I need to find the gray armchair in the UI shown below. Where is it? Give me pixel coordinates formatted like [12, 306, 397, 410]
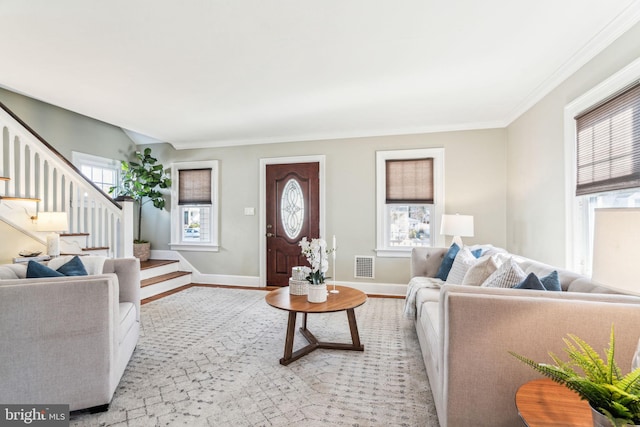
[0, 257, 140, 411]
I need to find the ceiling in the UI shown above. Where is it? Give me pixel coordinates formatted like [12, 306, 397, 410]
[1, 1, 639, 149]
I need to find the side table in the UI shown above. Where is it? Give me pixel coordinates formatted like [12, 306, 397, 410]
[515, 378, 592, 426]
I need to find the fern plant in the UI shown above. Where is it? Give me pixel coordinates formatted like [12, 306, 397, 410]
[510, 326, 640, 427]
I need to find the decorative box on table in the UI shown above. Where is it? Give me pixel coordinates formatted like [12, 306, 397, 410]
[289, 266, 309, 295]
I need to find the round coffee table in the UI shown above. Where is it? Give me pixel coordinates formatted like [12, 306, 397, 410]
[265, 285, 367, 365]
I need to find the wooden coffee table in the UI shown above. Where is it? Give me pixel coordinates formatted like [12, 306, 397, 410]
[265, 285, 367, 365]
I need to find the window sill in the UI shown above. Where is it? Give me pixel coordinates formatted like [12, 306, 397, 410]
[375, 248, 414, 258]
[169, 243, 219, 252]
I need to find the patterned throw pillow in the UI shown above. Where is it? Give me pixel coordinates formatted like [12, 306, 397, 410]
[481, 257, 526, 288]
[461, 254, 499, 286]
[446, 247, 480, 285]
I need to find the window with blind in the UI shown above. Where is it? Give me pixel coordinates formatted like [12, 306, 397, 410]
[568, 68, 640, 275]
[576, 82, 640, 196]
[376, 149, 444, 256]
[170, 161, 219, 251]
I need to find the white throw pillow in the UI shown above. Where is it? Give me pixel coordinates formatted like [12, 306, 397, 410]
[461, 254, 499, 286]
[446, 247, 479, 285]
[481, 256, 526, 288]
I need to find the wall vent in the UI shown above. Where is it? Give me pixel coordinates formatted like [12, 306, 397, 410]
[354, 256, 375, 279]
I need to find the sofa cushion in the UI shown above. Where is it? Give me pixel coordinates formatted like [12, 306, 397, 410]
[446, 247, 481, 285]
[0, 264, 27, 280]
[461, 254, 499, 286]
[481, 257, 526, 288]
[419, 301, 440, 373]
[435, 243, 460, 281]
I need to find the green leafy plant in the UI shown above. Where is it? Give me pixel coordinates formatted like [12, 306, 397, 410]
[510, 326, 640, 426]
[110, 147, 171, 243]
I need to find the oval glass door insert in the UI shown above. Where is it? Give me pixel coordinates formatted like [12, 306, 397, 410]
[281, 178, 304, 239]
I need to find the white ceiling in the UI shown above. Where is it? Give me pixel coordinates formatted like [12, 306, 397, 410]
[1, 1, 639, 149]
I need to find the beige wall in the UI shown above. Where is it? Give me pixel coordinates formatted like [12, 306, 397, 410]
[144, 128, 507, 284]
[0, 222, 46, 264]
[0, 87, 135, 161]
[506, 21, 640, 267]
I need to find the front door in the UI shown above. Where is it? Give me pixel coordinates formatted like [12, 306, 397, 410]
[266, 162, 320, 286]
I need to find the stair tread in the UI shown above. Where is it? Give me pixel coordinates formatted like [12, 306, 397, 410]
[82, 246, 109, 251]
[141, 270, 191, 288]
[140, 259, 180, 270]
[0, 177, 9, 181]
[0, 196, 41, 202]
[61, 233, 89, 237]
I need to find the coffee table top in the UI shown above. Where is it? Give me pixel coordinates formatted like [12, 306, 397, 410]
[516, 378, 592, 426]
[265, 285, 367, 313]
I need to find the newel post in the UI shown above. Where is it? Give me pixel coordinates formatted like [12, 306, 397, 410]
[115, 196, 134, 258]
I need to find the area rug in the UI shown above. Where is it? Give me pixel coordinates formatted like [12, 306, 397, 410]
[71, 287, 439, 426]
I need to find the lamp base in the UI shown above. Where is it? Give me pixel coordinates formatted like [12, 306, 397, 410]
[46, 232, 60, 257]
[451, 236, 464, 247]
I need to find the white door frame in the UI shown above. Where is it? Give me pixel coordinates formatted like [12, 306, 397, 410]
[259, 155, 326, 287]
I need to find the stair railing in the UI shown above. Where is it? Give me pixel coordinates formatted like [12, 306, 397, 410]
[0, 101, 133, 258]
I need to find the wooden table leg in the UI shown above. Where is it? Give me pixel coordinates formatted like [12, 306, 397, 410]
[282, 311, 297, 362]
[346, 308, 363, 349]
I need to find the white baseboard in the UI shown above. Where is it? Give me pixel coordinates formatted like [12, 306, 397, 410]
[148, 249, 407, 296]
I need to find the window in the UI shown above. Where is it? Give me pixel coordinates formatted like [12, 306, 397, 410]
[376, 148, 444, 257]
[566, 59, 640, 274]
[170, 161, 219, 251]
[71, 152, 120, 194]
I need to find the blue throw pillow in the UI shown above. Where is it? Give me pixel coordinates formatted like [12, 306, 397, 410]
[435, 243, 460, 281]
[26, 261, 64, 278]
[540, 270, 561, 291]
[56, 256, 88, 276]
[471, 248, 482, 258]
[514, 272, 546, 290]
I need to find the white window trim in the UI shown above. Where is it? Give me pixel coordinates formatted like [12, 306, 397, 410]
[564, 57, 640, 272]
[375, 148, 445, 258]
[169, 160, 219, 252]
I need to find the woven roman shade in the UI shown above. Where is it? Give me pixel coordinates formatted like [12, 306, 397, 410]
[576, 82, 640, 196]
[385, 158, 434, 203]
[178, 169, 212, 204]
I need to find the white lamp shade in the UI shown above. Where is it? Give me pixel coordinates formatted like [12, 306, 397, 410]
[440, 214, 474, 237]
[36, 212, 68, 232]
[592, 208, 640, 295]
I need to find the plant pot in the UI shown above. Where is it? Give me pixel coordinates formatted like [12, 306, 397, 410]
[591, 406, 640, 427]
[133, 242, 151, 262]
[307, 283, 327, 303]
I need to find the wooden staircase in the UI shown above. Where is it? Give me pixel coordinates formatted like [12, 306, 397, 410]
[140, 259, 192, 300]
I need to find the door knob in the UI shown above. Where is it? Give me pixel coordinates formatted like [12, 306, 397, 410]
[266, 232, 274, 237]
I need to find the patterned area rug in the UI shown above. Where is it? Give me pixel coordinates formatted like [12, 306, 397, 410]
[71, 287, 439, 426]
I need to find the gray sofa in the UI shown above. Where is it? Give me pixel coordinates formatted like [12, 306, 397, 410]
[408, 246, 640, 427]
[0, 256, 140, 411]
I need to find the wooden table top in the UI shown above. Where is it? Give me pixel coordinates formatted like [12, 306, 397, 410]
[516, 378, 592, 427]
[265, 285, 367, 313]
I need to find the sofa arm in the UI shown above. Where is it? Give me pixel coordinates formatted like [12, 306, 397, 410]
[411, 247, 447, 278]
[439, 284, 640, 427]
[0, 275, 120, 409]
[103, 257, 140, 321]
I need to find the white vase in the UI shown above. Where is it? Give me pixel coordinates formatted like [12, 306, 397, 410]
[307, 283, 327, 303]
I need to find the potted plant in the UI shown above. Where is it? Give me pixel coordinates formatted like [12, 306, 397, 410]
[110, 147, 171, 261]
[510, 326, 640, 427]
[298, 237, 334, 303]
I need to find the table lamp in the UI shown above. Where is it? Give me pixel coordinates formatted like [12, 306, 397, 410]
[592, 207, 640, 370]
[36, 211, 69, 257]
[440, 214, 474, 247]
